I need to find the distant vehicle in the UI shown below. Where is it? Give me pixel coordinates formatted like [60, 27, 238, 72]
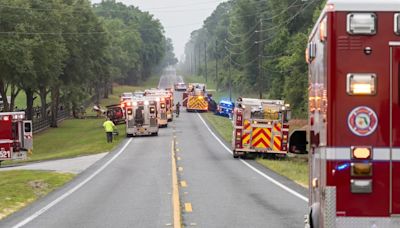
[106, 104, 125, 125]
[122, 97, 159, 137]
[232, 98, 291, 159]
[145, 89, 174, 124]
[183, 83, 209, 112]
[0, 112, 32, 163]
[174, 82, 187, 91]
[133, 91, 144, 98]
[120, 92, 134, 102]
[215, 99, 234, 117]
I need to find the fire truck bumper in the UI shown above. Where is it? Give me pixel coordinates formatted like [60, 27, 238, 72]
[128, 126, 158, 136]
[336, 217, 400, 228]
[12, 151, 28, 160]
[236, 148, 287, 154]
[167, 113, 173, 121]
[309, 187, 400, 228]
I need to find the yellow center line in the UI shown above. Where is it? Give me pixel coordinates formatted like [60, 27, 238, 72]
[184, 203, 193, 213]
[171, 140, 181, 228]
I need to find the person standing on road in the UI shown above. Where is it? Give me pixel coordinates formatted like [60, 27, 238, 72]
[103, 117, 116, 143]
[175, 102, 181, 117]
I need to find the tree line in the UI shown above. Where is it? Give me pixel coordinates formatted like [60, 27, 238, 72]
[0, 0, 177, 126]
[180, 0, 324, 117]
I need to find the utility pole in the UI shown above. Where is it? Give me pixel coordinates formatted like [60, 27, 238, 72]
[215, 39, 218, 91]
[229, 51, 232, 101]
[193, 47, 197, 75]
[204, 42, 208, 82]
[258, 18, 263, 99]
[189, 53, 192, 74]
[198, 44, 201, 76]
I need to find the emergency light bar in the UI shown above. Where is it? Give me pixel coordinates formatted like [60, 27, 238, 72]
[395, 13, 400, 35]
[347, 13, 376, 35]
[346, 73, 376, 95]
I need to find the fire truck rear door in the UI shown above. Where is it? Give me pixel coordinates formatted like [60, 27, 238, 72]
[390, 44, 400, 215]
[22, 120, 32, 150]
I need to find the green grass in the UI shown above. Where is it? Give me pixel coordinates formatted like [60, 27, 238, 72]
[5, 90, 43, 110]
[18, 80, 157, 163]
[0, 170, 75, 219]
[202, 112, 233, 144]
[257, 156, 308, 187]
[5, 119, 126, 164]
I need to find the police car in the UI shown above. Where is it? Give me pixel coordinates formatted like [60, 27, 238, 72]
[215, 99, 234, 117]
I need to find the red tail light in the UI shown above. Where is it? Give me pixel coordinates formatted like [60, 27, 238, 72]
[236, 110, 243, 126]
[235, 129, 243, 149]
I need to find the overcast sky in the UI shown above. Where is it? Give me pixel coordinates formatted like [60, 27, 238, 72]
[91, 0, 227, 60]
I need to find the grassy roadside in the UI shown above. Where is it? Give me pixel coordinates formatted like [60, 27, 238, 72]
[28, 119, 125, 162]
[6, 80, 157, 165]
[202, 112, 308, 187]
[0, 170, 75, 220]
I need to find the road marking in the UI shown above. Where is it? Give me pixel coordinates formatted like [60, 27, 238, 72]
[180, 181, 187, 187]
[184, 203, 193, 212]
[176, 148, 180, 152]
[178, 167, 184, 172]
[171, 140, 182, 228]
[12, 138, 133, 228]
[177, 157, 181, 161]
[197, 113, 309, 203]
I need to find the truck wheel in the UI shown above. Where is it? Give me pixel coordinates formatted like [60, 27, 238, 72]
[233, 150, 239, 159]
[126, 134, 133, 137]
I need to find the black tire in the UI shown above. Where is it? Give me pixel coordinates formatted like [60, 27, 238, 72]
[126, 134, 133, 138]
[233, 150, 239, 158]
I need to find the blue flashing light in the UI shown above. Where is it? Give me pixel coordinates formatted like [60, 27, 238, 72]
[336, 163, 350, 171]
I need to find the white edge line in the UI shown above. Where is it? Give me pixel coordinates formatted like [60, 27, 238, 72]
[12, 138, 133, 228]
[197, 113, 309, 203]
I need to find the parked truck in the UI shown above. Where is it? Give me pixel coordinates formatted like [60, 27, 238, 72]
[0, 112, 33, 164]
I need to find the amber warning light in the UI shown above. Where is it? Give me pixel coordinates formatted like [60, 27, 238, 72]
[347, 74, 376, 95]
[352, 147, 372, 160]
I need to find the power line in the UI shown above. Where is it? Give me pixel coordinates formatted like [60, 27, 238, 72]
[225, 31, 257, 46]
[229, 54, 259, 67]
[224, 44, 256, 55]
[0, 0, 226, 13]
[256, 0, 317, 33]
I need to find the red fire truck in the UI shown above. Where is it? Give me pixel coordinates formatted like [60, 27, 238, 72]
[298, 0, 400, 227]
[0, 112, 33, 163]
[232, 98, 291, 159]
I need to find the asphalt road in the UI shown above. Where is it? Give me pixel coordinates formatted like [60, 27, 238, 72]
[0, 72, 308, 228]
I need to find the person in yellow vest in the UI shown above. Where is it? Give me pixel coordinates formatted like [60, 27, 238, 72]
[103, 117, 116, 143]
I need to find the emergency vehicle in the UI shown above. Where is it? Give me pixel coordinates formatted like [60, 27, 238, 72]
[215, 99, 234, 117]
[122, 97, 159, 137]
[144, 89, 172, 126]
[0, 112, 32, 163]
[232, 98, 290, 159]
[299, 0, 400, 227]
[106, 104, 125, 125]
[183, 83, 208, 112]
